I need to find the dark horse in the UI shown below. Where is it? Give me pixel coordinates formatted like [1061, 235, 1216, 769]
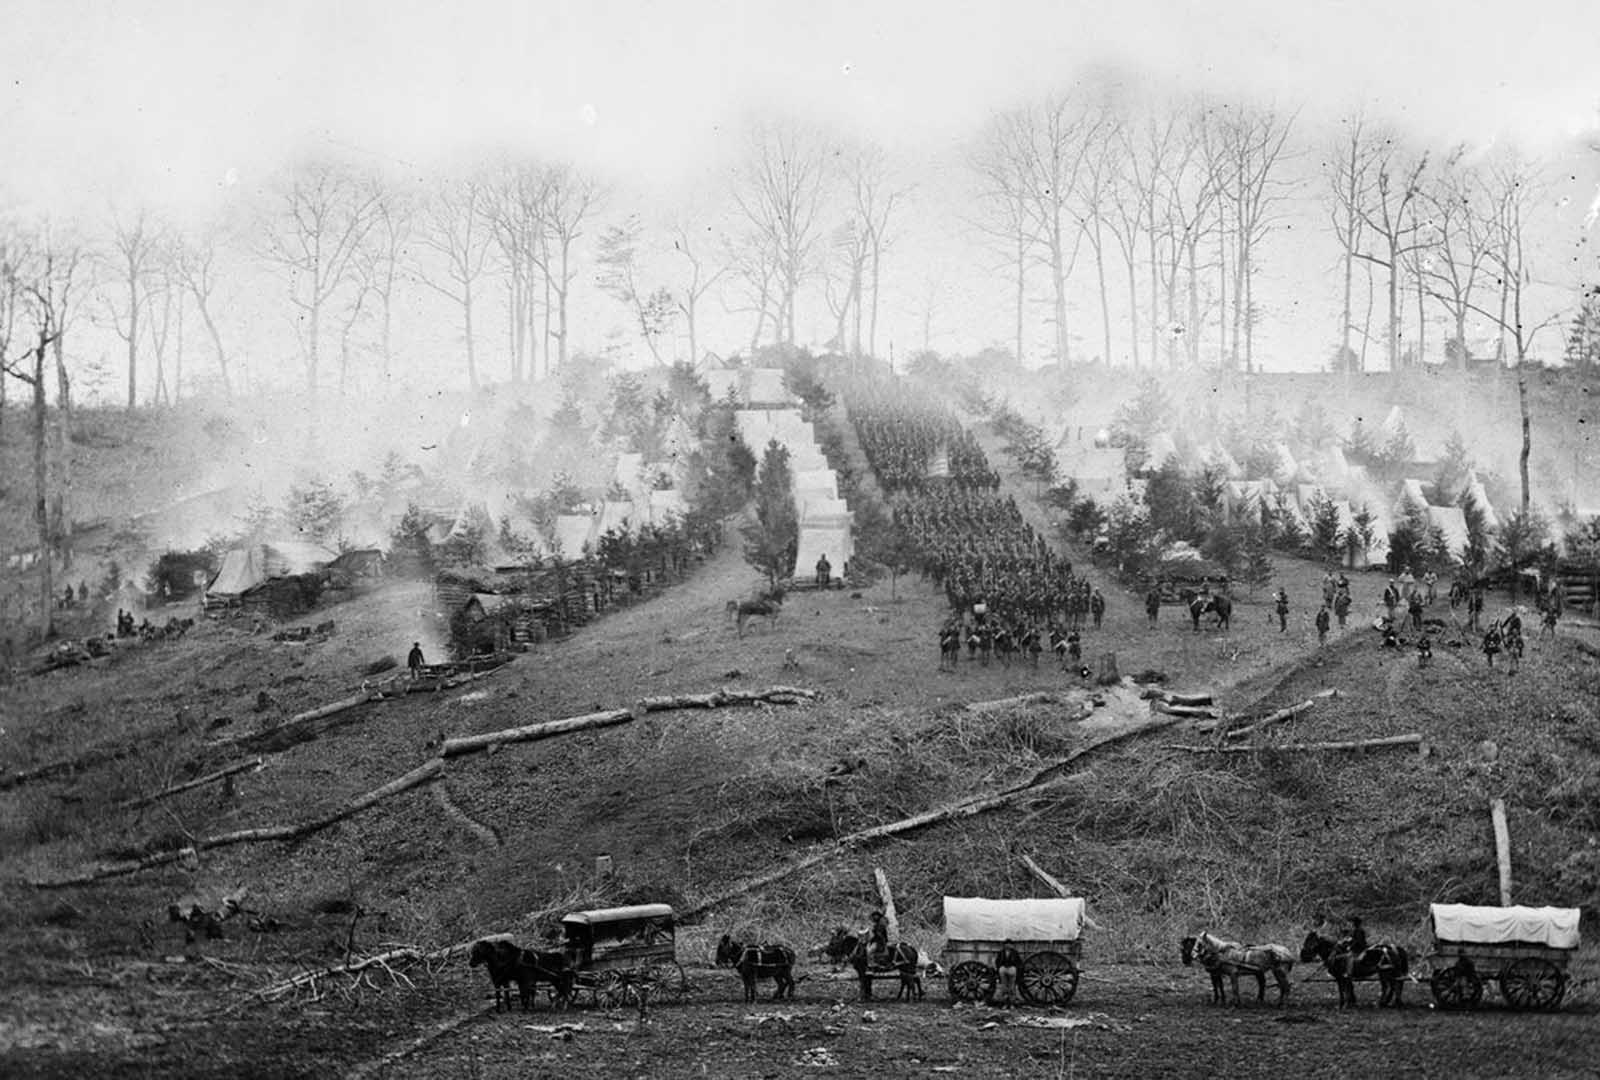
[1188, 594, 1233, 631]
[1300, 931, 1409, 1008]
[716, 935, 797, 1002]
[727, 597, 782, 637]
[469, 938, 574, 1012]
[824, 929, 923, 1002]
[1180, 932, 1294, 1006]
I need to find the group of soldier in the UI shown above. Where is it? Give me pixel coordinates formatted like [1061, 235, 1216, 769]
[850, 387, 1000, 493]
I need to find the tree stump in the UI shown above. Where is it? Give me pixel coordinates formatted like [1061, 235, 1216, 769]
[1096, 651, 1120, 686]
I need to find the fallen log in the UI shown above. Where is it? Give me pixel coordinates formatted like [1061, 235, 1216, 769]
[439, 686, 819, 759]
[238, 690, 382, 753]
[1020, 854, 1104, 930]
[120, 758, 265, 810]
[31, 761, 445, 888]
[678, 714, 1180, 921]
[1, 742, 140, 792]
[1164, 734, 1424, 755]
[965, 692, 1061, 715]
[1222, 698, 1316, 740]
[1162, 691, 1215, 707]
[1152, 702, 1219, 719]
[199, 760, 444, 850]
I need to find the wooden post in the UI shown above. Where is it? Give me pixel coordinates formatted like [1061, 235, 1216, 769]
[873, 867, 899, 942]
[1491, 798, 1513, 906]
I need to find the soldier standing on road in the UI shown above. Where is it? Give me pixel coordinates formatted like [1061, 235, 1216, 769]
[408, 642, 425, 679]
[1090, 589, 1105, 630]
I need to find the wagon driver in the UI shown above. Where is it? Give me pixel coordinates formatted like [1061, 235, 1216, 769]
[994, 939, 1023, 1007]
[868, 910, 890, 967]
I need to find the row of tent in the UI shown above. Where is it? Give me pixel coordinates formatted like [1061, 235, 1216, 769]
[732, 407, 854, 575]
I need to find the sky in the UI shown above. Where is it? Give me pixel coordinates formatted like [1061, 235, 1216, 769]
[4, 0, 1600, 381]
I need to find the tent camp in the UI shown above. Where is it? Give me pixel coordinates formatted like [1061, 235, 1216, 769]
[646, 489, 688, 527]
[1060, 446, 1127, 499]
[1428, 505, 1471, 562]
[207, 540, 337, 599]
[552, 513, 598, 561]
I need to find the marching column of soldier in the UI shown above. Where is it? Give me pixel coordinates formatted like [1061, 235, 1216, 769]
[847, 384, 1103, 675]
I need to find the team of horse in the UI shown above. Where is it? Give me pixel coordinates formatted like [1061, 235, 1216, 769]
[1177, 927, 1409, 1009]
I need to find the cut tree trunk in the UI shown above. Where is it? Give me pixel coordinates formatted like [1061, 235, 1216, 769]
[1164, 734, 1423, 754]
[120, 758, 265, 810]
[439, 687, 818, 759]
[1221, 698, 1317, 739]
[677, 714, 1179, 921]
[873, 867, 899, 943]
[1491, 798, 1513, 906]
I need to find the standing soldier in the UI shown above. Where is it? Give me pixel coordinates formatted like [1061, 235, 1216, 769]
[1482, 624, 1501, 667]
[1423, 570, 1438, 606]
[1333, 589, 1352, 629]
[408, 641, 426, 679]
[1383, 580, 1401, 623]
[1315, 604, 1331, 645]
[1145, 586, 1162, 628]
[1407, 590, 1425, 631]
[1274, 587, 1289, 633]
[1090, 589, 1105, 630]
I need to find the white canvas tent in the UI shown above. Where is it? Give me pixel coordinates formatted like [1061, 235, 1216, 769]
[552, 513, 597, 561]
[206, 540, 337, 598]
[1428, 505, 1470, 562]
[794, 524, 854, 579]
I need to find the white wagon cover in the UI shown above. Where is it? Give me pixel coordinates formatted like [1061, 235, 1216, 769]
[943, 897, 1085, 942]
[1430, 904, 1581, 949]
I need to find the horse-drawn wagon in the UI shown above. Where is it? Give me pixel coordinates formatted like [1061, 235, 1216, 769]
[561, 903, 689, 1006]
[942, 896, 1085, 1005]
[1427, 903, 1580, 1012]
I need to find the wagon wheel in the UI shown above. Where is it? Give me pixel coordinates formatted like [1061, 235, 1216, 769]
[1019, 952, 1079, 1005]
[594, 970, 627, 1008]
[1429, 963, 1483, 1011]
[641, 961, 689, 1004]
[1499, 957, 1566, 1012]
[946, 961, 997, 1003]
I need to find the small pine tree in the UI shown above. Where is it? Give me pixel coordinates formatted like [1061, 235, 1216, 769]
[1306, 491, 1344, 562]
[741, 440, 798, 587]
[1240, 524, 1274, 595]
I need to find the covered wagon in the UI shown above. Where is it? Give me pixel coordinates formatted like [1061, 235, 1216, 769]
[1428, 903, 1580, 1012]
[942, 896, 1085, 1005]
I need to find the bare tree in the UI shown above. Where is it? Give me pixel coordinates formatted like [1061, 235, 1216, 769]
[1072, 113, 1120, 367]
[1415, 148, 1495, 369]
[821, 214, 867, 357]
[483, 162, 541, 383]
[1463, 153, 1562, 515]
[147, 231, 183, 406]
[847, 144, 908, 360]
[258, 159, 380, 411]
[668, 216, 726, 367]
[104, 206, 159, 409]
[596, 214, 674, 366]
[367, 181, 413, 380]
[176, 230, 233, 398]
[970, 114, 1038, 368]
[415, 175, 493, 391]
[731, 119, 830, 349]
[1326, 112, 1382, 371]
[527, 164, 602, 372]
[1013, 95, 1106, 368]
[1, 230, 67, 636]
[1351, 137, 1429, 371]
[1216, 102, 1298, 372]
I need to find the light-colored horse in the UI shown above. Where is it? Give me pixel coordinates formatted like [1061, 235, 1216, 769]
[1181, 931, 1295, 1006]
